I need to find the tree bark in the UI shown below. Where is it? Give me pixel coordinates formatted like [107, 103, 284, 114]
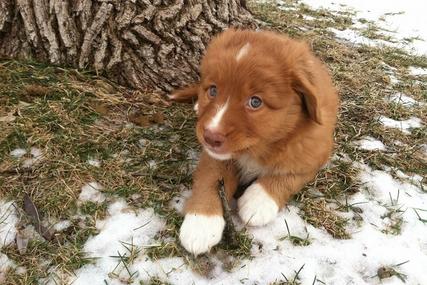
[0, 0, 254, 93]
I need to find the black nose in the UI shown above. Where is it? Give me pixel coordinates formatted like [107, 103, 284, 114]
[203, 129, 225, 148]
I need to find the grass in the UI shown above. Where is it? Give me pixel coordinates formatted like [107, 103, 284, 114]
[0, 0, 426, 283]
[279, 220, 311, 246]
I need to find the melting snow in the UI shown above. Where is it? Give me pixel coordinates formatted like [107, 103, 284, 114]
[78, 182, 105, 203]
[0, 201, 18, 281]
[10, 148, 27, 158]
[87, 159, 101, 167]
[302, 0, 427, 55]
[356, 136, 386, 151]
[408, 66, 427, 76]
[22, 147, 44, 168]
[328, 28, 393, 48]
[388, 93, 422, 107]
[378, 116, 423, 134]
[71, 200, 165, 285]
[62, 158, 427, 285]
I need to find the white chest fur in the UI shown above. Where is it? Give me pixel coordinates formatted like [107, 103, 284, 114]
[236, 154, 268, 184]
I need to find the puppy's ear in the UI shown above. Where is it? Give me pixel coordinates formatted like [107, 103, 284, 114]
[292, 65, 323, 125]
[169, 84, 199, 103]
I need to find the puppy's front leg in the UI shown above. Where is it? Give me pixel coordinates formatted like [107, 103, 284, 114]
[179, 152, 238, 255]
[238, 172, 317, 226]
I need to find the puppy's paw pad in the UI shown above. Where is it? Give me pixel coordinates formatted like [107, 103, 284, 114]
[179, 213, 225, 256]
[238, 183, 279, 226]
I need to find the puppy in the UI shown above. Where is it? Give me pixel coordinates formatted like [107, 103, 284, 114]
[170, 29, 339, 255]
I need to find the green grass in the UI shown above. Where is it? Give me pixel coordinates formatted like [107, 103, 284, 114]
[0, 0, 426, 283]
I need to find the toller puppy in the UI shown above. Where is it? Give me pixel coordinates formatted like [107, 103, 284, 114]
[170, 29, 339, 255]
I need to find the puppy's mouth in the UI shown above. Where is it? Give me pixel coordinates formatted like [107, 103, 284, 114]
[203, 145, 233, 161]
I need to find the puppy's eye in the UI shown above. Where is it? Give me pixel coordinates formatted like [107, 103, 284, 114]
[208, 85, 217, 98]
[248, 96, 263, 109]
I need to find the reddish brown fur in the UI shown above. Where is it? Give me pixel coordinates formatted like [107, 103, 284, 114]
[171, 29, 339, 218]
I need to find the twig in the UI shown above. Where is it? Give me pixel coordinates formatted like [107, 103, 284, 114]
[217, 179, 239, 248]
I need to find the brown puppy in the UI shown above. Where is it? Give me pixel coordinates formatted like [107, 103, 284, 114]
[170, 29, 339, 255]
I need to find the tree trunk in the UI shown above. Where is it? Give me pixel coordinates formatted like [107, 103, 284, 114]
[0, 0, 255, 92]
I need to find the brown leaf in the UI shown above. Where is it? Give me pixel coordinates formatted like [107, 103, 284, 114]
[23, 194, 53, 241]
[94, 80, 116, 93]
[140, 92, 171, 106]
[23, 194, 41, 231]
[91, 102, 109, 115]
[0, 113, 16, 122]
[24, 84, 50, 97]
[150, 112, 165, 124]
[129, 112, 150, 127]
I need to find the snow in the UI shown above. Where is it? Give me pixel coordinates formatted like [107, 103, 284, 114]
[301, 0, 427, 55]
[388, 93, 422, 107]
[52, 220, 72, 232]
[10, 148, 27, 158]
[0, 201, 18, 247]
[63, 157, 427, 284]
[378, 116, 423, 134]
[328, 27, 393, 48]
[78, 182, 105, 203]
[0, 253, 15, 283]
[408, 66, 427, 76]
[87, 159, 101, 167]
[71, 200, 166, 285]
[356, 136, 386, 151]
[22, 147, 44, 168]
[0, 201, 18, 281]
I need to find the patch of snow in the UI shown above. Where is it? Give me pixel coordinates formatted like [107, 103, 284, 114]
[327, 27, 399, 49]
[138, 138, 149, 148]
[388, 74, 399, 85]
[0, 201, 18, 247]
[62, 159, 427, 285]
[328, 28, 385, 47]
[409, 66, 427, 76]
[169, 186, 191, 214]
[138, 163, 427, 284]
[10, 148, 27, 158]
[378, 116, 422, 134]
[395, 170, 424, 185]
[0, 253, 15, 283]
[71, 200, 165, 285]
[0, 201, 18, 282]
[302, 14, 316, 21]
[380, 63, 400, 85]
[53, 220, 72, 232]
[148, 160, 157, 169]
[87, 159, 101, 167]
[78, 182, 105, 203]
[388, 92, 422, 107]
[22, 147, 44, 168]
[356, 136, 386, 151]
[301, 0, 427, 55]
[30, 147, 42, 159]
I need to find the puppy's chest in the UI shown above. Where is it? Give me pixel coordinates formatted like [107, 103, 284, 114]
[236, 154, 268, 184]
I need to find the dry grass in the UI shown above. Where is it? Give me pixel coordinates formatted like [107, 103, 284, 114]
[0, 0, 426, 283]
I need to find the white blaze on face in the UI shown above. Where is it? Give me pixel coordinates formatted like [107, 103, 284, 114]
[235, 42, 251, 62]
[194, 102, 199, 113]
[207, 97, 230, 131]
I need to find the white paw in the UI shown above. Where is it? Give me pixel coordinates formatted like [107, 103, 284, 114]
[179, 213, 225, 256]
[238, 183, 279, 226]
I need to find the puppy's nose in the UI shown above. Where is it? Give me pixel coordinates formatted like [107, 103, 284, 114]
[203, 129, 225, 148]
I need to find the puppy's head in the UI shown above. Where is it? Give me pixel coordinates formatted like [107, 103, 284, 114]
[172, 29, 327, 160]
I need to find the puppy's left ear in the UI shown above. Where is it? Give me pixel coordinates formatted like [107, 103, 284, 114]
[169, 84, 199, 103]
[292, 65, 323, 125]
